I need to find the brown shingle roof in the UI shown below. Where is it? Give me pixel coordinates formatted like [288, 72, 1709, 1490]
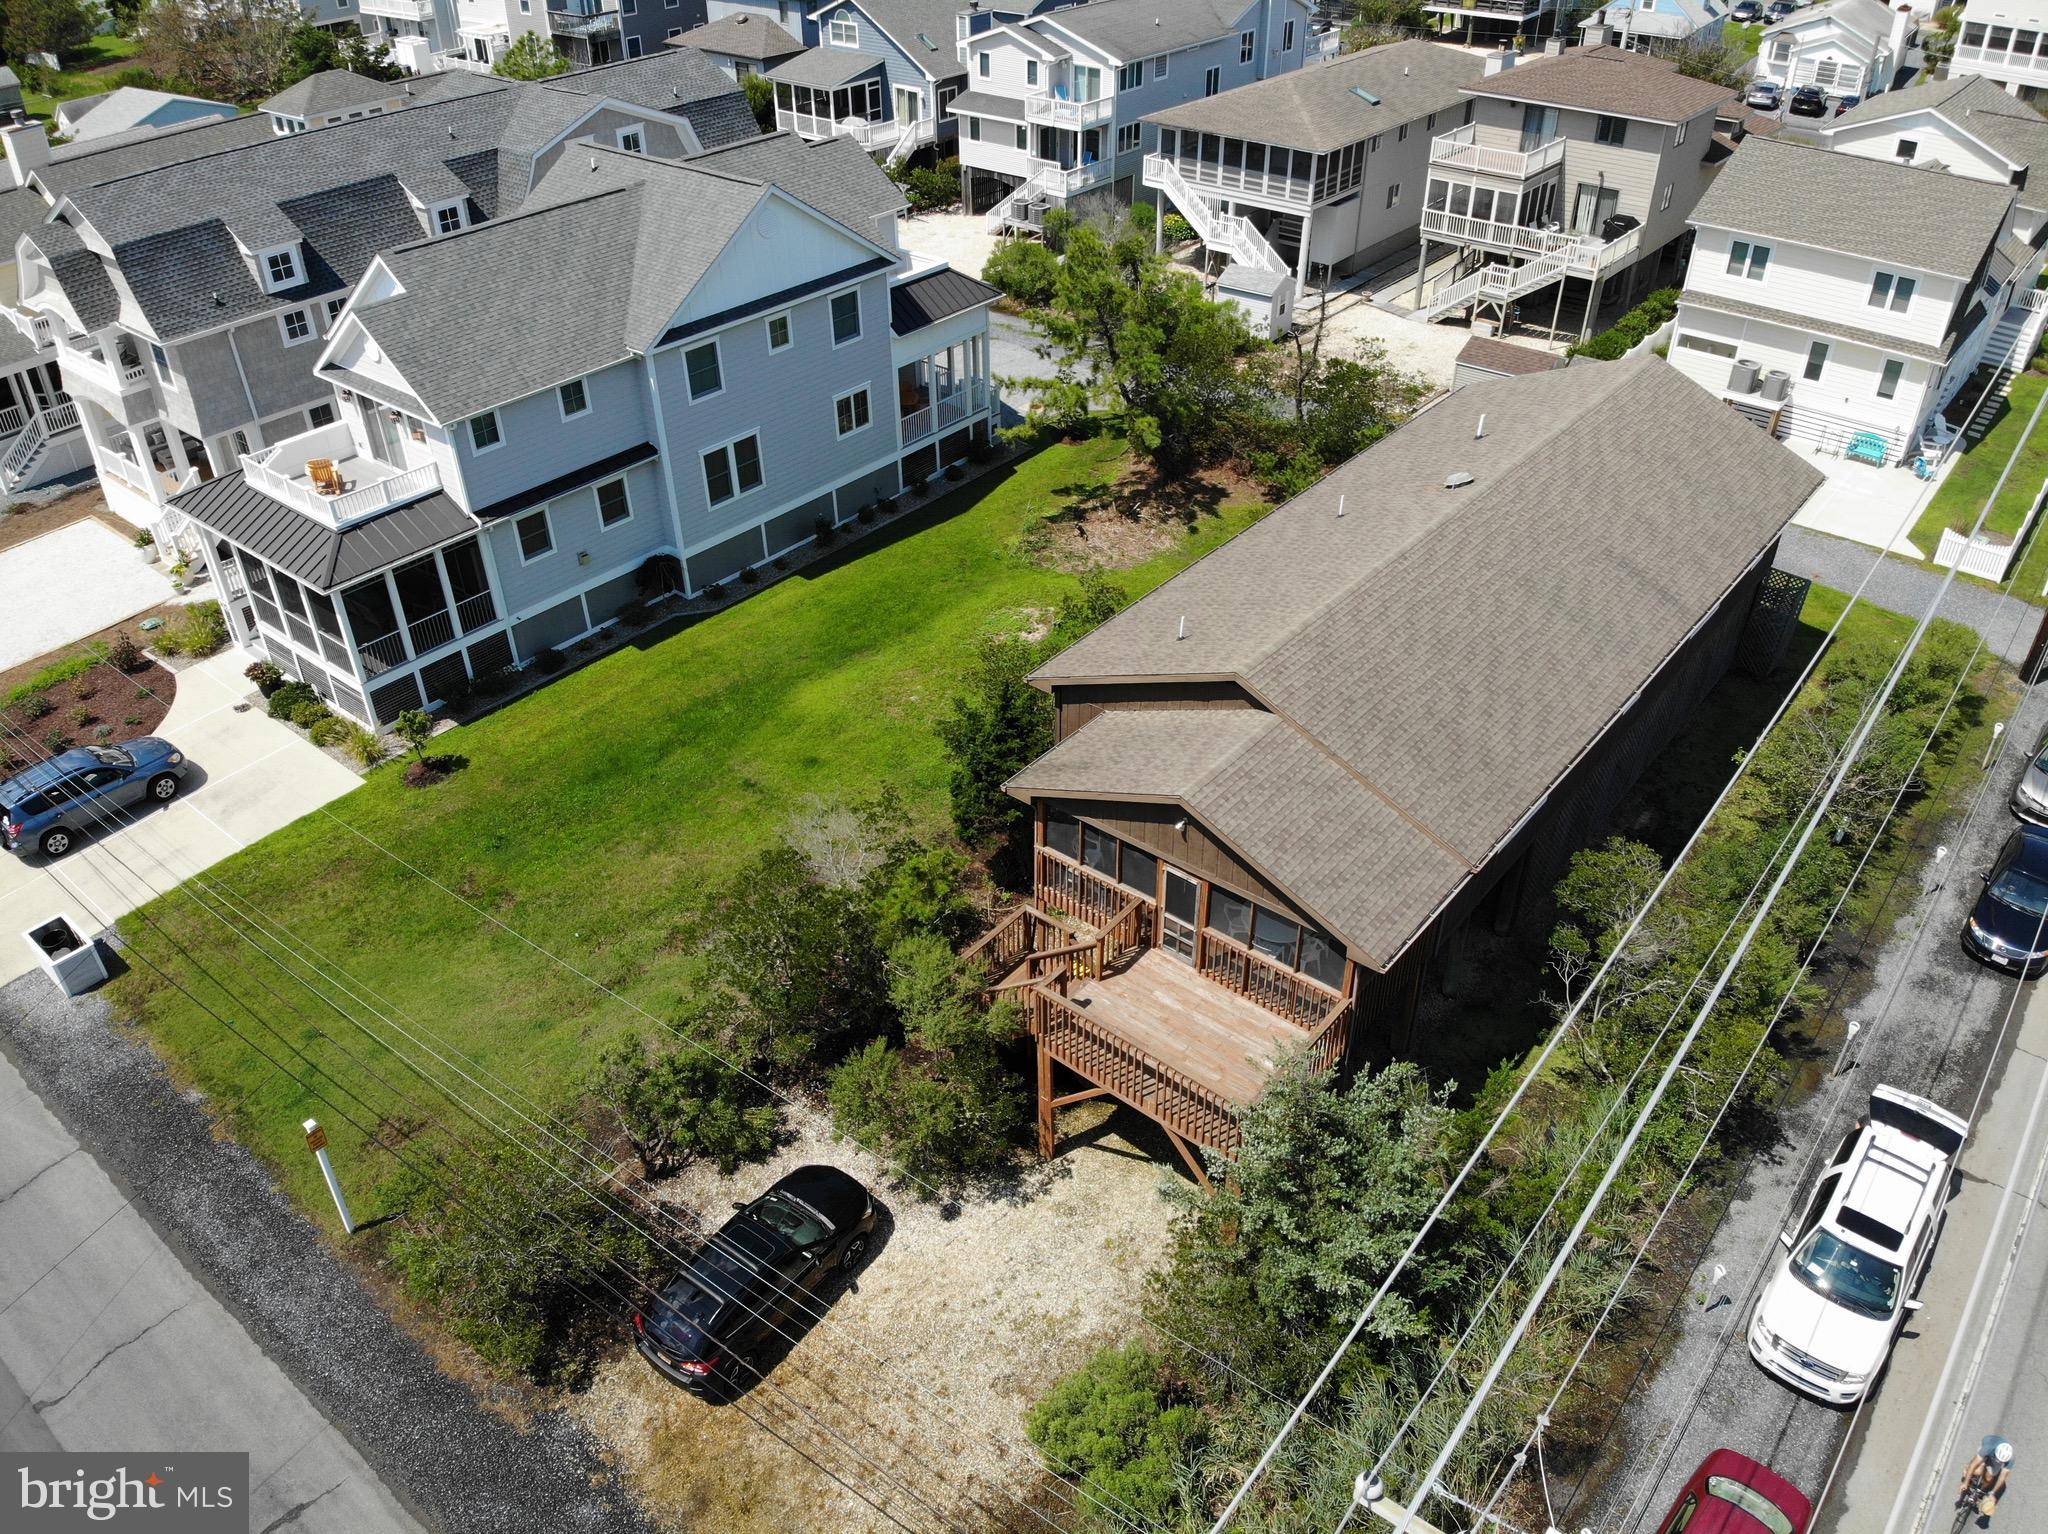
[1456, 335, 1564, 377]
[1463, 43, 1734, 123]
[1017, 357, 1822, 967]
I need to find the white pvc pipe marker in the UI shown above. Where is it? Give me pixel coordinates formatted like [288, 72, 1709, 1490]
[304, 1118, 355, 1234]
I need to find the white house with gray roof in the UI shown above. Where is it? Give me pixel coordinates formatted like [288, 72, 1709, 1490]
[768, 0, 980, 164]
[949, 0, 1311, 232]
[1141, 39, 1477, 337]
[1575, 0, 1728, 55]
[1950, 0, 2048, 100]
[1668, 135, 2027, 464]
[0, 55, 757, 522]
[1754, 0, 1915, 100]
[133, 134, 997, 730]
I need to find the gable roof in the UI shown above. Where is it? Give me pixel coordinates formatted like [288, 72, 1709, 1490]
[1691, 134, 2014, 278]
[685, 129, 905, 233]
[1017, 357, 1820, 966]
[1031, 0, 1255, 59]
[1147, 40, 1479, 153]
[1831, 73, 2048, 198]
[1761, 0, 1894, 42]
[33, 109, 280, 197]
[670, 12, 806, 59]
[261, 69, 407, 119]
[1463, 42, 1734, 122]
[818, 0, 968, 76]
[1578, 0, 1726, 40]
[55, 87, 239, 141]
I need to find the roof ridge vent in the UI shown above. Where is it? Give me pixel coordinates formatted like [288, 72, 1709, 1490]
[1445, 470, 1475, 489]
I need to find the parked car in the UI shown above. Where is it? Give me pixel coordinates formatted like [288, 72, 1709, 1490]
[1748, 1088, 1966, 1404]
[1764, 0, 1794, 19]
[1746, 80, 1784, 110]
[1964, 825, 2048, 975]
[2010, 727, 2048, 823]
[1, 740, 189, 859]
[1730, 0, 1761, 18]
[633, 1165, 876, 1397]
[1788, 85, 1830, 117]
[1833, 93, 1861, 116]
[1653, 1450, 1813, 1534]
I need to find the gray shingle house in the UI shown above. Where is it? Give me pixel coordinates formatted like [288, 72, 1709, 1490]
[993, 357, 1819, 1169]
[146, 132, 997, 729]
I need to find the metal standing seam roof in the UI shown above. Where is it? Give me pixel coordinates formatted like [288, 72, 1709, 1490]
[1016, 356, 1822, 968]
[168, 472, 479, 590]
[889, 266, 1001, 334]
[1145, 40, 1480, 154]
[1462, 42, 1735, 123]
[1691, 134, 2014, 280]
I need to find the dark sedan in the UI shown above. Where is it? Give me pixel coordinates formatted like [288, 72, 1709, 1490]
[1730, 0, 1761, 17]
[634, 1165, 875, 1397]
[1964, 826, 2048, 976]
[1787, 85, 1830, 118]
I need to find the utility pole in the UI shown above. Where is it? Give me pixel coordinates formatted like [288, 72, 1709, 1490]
[304, 1118, 355, 1234]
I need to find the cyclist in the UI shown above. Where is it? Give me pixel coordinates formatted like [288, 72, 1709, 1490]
[1958, 1436, 2015, 1527]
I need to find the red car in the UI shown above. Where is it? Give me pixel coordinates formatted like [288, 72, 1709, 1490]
[1655, 1450, 1813, 1534]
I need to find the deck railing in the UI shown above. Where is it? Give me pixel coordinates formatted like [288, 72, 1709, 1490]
[1303, 994, 1353, 1075]
[1036, 844, 1136, 930]
[1429, 124, 1564, 179]
[1032, 984, 1243, 1156]
[1195, 925, 1344, 1030]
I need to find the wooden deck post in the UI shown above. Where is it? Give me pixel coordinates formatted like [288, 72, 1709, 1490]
[1035, 1027, 1056, 1159]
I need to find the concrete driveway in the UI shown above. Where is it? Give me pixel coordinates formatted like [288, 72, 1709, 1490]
[1, 649, 360, 984]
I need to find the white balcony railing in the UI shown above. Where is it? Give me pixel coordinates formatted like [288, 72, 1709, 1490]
[4, 306, 54, 350]
[240, 419, 442, 528]
[360, 0, 435, 17]
[1144, 152, 1314, 209]
[56, 339, 153, 398]
[1030, 157, 1116, 197]
[1025, 93, 1113, 128]
[1429, 124, 1565, 179]
[1953, 43, 2048, 76]
[899, 379, 990, 444]
[1420, 209, 1640, 274]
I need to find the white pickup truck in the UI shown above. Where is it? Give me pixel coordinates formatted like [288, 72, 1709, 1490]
[1747, 1085, 1967, 1405]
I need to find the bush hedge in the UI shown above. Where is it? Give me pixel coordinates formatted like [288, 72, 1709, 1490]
[1568, 287, 1680, 361]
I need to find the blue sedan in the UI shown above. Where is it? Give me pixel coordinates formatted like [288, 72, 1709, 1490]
[1964, 825, 2048, 976]
[1, 739, 189, 858]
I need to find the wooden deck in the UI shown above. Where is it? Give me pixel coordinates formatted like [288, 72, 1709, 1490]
[1067, 949, 1303, 1107]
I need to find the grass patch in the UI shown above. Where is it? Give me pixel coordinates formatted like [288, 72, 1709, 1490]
[1911, 364, 2048, 579]
[108, 436, 1265, 1221]
[1725, 22, 1763, 60]
[18, 36, 147, 126]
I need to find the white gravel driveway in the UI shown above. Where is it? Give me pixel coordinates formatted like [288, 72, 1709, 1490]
[0, 519, 174, 671]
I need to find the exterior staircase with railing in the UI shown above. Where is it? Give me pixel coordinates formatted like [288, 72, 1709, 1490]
[0, 399, 80, 493]
[1144, 154, 1288, 279]
[1963, 290, 2048, 443]
[1415, 239, 1581, 323]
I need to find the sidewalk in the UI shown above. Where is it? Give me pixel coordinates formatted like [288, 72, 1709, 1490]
[1822, 980, 2048, 1534]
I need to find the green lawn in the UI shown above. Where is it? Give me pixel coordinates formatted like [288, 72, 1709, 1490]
[1725, 22, 1764, 61]
[110, 437, 1267, 1221]
[19, 35, 147, 127]
[1910, 364, 2048, 597]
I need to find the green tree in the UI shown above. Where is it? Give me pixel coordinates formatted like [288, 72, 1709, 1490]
[393, 707, 436, 762]
[138, 0, 301, 101]
[275, 19, 404, 87]
[9, 0, 95, 60]
[1027, 1342, 1206, 1529]
[703, 844, 889, 1073]
[581, 1026, 778, 1178]
[1666, 38, 1750, 88]
[935, 634, 1050, 846]
[982, 237, 1060, 306]
[494, 29, 568, 78]
[743, 69, 775, 130]
[1148, 1054, 1454, 1398]
[866, 844, 977, 949]
[1011, 221, 1263, 474]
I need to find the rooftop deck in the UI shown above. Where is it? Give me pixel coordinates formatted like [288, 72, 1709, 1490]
[240, 420, 442, 528]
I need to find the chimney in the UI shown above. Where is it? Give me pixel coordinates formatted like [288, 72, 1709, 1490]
[1889, 3, 1914, 60]
[1482, 47, 1518, 76]
[1542, 34, 1567, 55]
[1, 116, 50, 188]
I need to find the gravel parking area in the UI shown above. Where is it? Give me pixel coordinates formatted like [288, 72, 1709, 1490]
[572, 1098, 1179, 1534]
[0, 970, 662, 1534]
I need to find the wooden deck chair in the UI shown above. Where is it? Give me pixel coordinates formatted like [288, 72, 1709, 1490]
[307, 458, 343, 496]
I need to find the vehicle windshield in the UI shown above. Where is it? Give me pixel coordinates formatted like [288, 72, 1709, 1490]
[1791, 1228, 1901, 1319]
[750, 1191, 830, 1248]
[85, 746, 133, 768]
[1990, 862, 2048, 919]
[1705, 1476, 1796, 1534]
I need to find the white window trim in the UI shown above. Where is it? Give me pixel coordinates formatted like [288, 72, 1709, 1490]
[616, 122, 646, 152]
[834, 384, 873, 437]
[701, 429, 765, 506]
[765, 311, 794, 351]
[324, 296, 347, 332]
[827, 14, 857, 46]
[149, 341, 175, 388]
[515, 507, 554, 564]
[257, 243, 302, 293]
[277, 307, 315, 347]
[430, 199, 467, 235]
[469, 411, 504, 454]
[596, 474, 634, 527]
[626, 33, 643, 56]
[558, 376, 591, 420]
[829, 286, 863, 348]
[1239, 29, 1254, 62]
[683, 336, 725, 399]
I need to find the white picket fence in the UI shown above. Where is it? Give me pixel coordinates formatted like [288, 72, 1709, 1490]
[1933, 474, 2048, 584]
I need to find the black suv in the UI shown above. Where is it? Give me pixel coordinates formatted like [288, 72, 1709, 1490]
[1788, 85, 1830, 118]
[634, 1165, 875, 1397]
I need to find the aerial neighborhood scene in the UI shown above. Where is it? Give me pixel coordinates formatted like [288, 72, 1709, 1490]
[14, 0, 2048, 1530]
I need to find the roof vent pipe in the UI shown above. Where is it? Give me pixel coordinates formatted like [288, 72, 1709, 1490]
[1177, 614, 1188, 640]
[1336, 493, 1346, 517]
[1474, 413, 1486, 439]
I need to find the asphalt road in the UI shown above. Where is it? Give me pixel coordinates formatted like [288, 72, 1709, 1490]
[0, 1046, 424, 1533]
[0, 969, 662, 1534]
[1569, 671, 2048, 1534]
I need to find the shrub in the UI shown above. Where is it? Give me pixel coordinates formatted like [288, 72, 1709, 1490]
[382, 1135, 657, 1383]
[244, 661, 284, 697]
[634, 553, 682, 596]
[71, 675, 96, 701]
[581, 1025, 779, 1178]
[533, 648, 566, 674]
[1041, 206, 1077, 254]
[123, 714, 141, 727]
[94, 725, 113, 741]
[167, 601, 229, 657]
[982, 236, 1061, 307]
[866, 845, 976, 949]
[1162, 212, 1196, 246]
[17, 692, 52, 722]
[106, 633, 142, 673]
[740, 566, 761, 585]
[267, 681, 317, 721]
[394, 708, 437, 762]
[289, 699, 332, 730]
[1026, 1343, 1205, 1530]
[69, 706, 92, 728]
[43, 730, 73, 753]
[1126, 199, 1157, 232]
[889, 157, 959, 213]
[743, 69, 775, 130]
[343, 724, 385, 767]
[813, 513, 836, 546]
[937, 635, 1053, 846]
[1568, 287, 1681, 361]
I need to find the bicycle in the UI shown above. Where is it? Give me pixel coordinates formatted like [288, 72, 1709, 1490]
[1952, 1482, 1999, 1533]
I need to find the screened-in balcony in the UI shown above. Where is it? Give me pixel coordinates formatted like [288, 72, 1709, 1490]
[1151, 126, 1334, 209]
[340, 537, 497, 680]
[774, 78, 885, 143]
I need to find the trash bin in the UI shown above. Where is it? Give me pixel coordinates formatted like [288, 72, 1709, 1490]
[25, 915, 108, 997]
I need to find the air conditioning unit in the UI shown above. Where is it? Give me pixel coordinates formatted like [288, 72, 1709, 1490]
[1729, 358, 1761, 393]
[1760, 369, 1790, 402]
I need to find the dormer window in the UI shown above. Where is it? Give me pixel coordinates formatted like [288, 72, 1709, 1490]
[617, 124, 646, 153]
[259, 245, 303, 292]
[827, 13, 856, 46]
[431, 201, 467, 235]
